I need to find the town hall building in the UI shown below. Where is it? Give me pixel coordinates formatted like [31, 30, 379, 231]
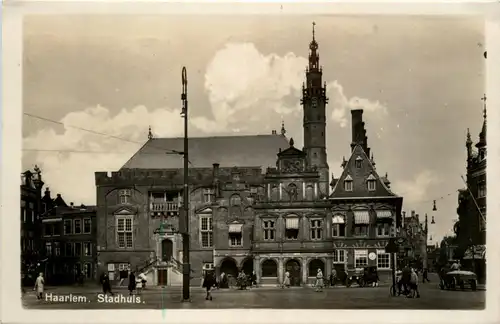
[94, 24, 403, 286]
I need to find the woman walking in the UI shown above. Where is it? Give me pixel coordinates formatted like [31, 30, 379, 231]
[282, 271, 291, 288]
[315, 269, 324, 292]
[34, 272, 45, 300]
[202, 271, 216, 300]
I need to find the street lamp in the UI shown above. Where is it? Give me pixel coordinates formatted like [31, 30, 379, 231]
[180, 67, 191, 302]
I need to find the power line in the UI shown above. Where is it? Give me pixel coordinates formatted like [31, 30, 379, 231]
[23, 112, 183, 155]
[22, 149, 166, 154]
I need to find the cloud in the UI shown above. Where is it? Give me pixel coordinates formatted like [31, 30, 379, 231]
[23, 105, 186, 204]
[392, 170, 442, 206]
[327, 80, 388, 128]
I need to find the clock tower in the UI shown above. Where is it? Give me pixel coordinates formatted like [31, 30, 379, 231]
[301, 22, 329, 197]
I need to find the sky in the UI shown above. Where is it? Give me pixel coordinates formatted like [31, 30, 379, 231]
[22, 14, 485, 243]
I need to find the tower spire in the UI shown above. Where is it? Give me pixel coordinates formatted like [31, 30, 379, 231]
[481, 93, 487, 119]
[308, 22, 319, 71]
[312, 21, 316, 42]
[148, 125, 154, 140]
[281, 118, 286, 136]
[477, 94, 487, 148]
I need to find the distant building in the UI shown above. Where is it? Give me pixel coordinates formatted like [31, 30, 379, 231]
[397, 211, 428, 270]
[456, 96, 486, 281]
[94, 25, 403, 287]
[20, 166, 44, 285]
[40, 200, 97, 285]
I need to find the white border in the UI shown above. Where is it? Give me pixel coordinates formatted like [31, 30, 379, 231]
[2, 1, 500, 324]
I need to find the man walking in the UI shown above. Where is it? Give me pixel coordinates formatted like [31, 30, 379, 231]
[422, 268, 430, 283]
[34, 272, 45, 300]
[100, 272, 114, 296]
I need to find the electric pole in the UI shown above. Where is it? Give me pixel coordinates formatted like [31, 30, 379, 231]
[181, 66, 191, 302]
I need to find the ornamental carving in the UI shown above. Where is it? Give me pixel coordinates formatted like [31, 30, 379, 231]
[282, 159, 304, 173]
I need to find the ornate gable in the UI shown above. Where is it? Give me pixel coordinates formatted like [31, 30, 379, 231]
[330, 145, 395, 198]
[277, 138, 307, 173]
[196, 206, 213, 214]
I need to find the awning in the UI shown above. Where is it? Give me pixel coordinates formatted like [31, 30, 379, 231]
[332, 215, 345, 224]
[376, 210, 393, 219]
[286, 218, 299, 229]
[42, 218, 63, 223]
[354, 211, 370, 224]
[228, 224, 243, 234]
[463, 245, 486, 260]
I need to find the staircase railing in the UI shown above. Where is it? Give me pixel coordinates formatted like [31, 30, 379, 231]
[170, 257, 195, 273]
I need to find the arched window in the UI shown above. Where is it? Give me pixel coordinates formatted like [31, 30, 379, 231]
[271, 185, 279, 201]
[230, 194, 241, 206]
[308, 259, 325, 277]
[261, 259, 278, 277]
[305, 185, 314, 201]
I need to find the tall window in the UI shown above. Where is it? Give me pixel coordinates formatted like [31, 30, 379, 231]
[230, 194, 241, 206]
[83, 219, 91, 234]
[478, 182, 486, 198]
[354, 250, 368, 268]
[117, 216, 133, 248]
[54, 242, 61, 256]
[333, 250, 345, 263]
[285, 217, 299, 240]
[75, 242, 82, 256]
[354, 225, 369, 236]
[229, 234, 242, 247]
[263, 220, 275, 240]
[65, 242, 73, 256]
[53, 223, 61, 236]
[355, 156, 362, 168]
[203, 188, 214, 203]
[84, 263, 92, 278]
[84, 242, 92, 256]
[368, 180, 376, 191]
[64, 220, 72, 235]
[45, 242, 52, 256]
[377, 223, 391, 237]
[305, 185, 314, 201]
[21, 208, 26, 223]
[344, 179, 353, 192]
[119, 189, 132, 204]
[332, 215, 346, 237]
[200, 216, 213, 248]
[377, 249, 391, 269]
[74, 219, 82, 234]
[310, 219, 322, 240]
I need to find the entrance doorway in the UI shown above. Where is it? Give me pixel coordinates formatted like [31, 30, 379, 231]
[220, 258, 238, 287]
[158, 269, 168, 286]
[285, 259, 301, 286]
[242, 258, 254, 276]
[161, 239, 173, 262]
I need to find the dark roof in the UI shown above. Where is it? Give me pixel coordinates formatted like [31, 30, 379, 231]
[330, 144, 397, 198]
[120, 134, 289, 170]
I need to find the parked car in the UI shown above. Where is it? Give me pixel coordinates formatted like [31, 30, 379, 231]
[346, 266, 379, 288]
[440, 270, 477, 291]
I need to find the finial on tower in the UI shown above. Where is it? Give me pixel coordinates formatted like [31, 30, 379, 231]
[148, 125, 153, 140]
[312, 21, 316, 41]
[281, 118, 286, 136]
[289, 137, 295, 147]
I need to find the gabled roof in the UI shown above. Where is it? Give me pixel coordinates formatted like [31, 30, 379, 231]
[330, 144, 397, 198]
[120, 134, 289, 170]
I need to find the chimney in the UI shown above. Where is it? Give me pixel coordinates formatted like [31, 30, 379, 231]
[212, 163, 220, 180]
[44, 187, 51, 199]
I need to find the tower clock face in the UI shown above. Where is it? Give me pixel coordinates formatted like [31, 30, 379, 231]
[312, 98, 317, 108]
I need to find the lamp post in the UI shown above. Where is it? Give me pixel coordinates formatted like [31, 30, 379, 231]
[181, 67, 191, 302]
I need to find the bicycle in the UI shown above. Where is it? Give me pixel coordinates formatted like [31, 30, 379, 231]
[390, 284, 416, 298]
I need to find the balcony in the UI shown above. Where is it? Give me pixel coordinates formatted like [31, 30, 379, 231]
[150, 201, 179, 217]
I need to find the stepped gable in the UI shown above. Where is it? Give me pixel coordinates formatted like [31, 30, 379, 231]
[330, 144, 395, 198]
[120, 134, 289, 170]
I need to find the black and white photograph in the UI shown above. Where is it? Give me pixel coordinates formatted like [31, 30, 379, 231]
[2, 2, 500, 323]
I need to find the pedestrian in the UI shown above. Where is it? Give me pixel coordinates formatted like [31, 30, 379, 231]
[409, 268, 421, 298]
[219, 272, 227, 289]
[202, 271, 216, 300]
[138, 272, 147, 289]
[422, 268, 430, 283]
[100, 272, 114, 295]
[282, 270, 291, 288]
[251, 270, 257, 288]
[33, 272, 44, 300]
[128, 270, 136, 295]
[402, 264, 411, 295]
[315, 269, 324, 292]
[330, 268, 337, 287]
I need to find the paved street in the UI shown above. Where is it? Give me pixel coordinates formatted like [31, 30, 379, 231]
[22, 281, 484, 310]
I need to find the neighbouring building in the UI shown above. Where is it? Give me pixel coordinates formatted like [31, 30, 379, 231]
[20, 166, 44, 286]
[397, 211, 428, 270]
[40, 198, 97, 285]
[95, 24, 403, 287]
[456, 96, 487, 282]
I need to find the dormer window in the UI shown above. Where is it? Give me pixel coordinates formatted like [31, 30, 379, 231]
[344, 175, 353, 192]
[367, 174, 376, 191]
[355, 156, 363, 168]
